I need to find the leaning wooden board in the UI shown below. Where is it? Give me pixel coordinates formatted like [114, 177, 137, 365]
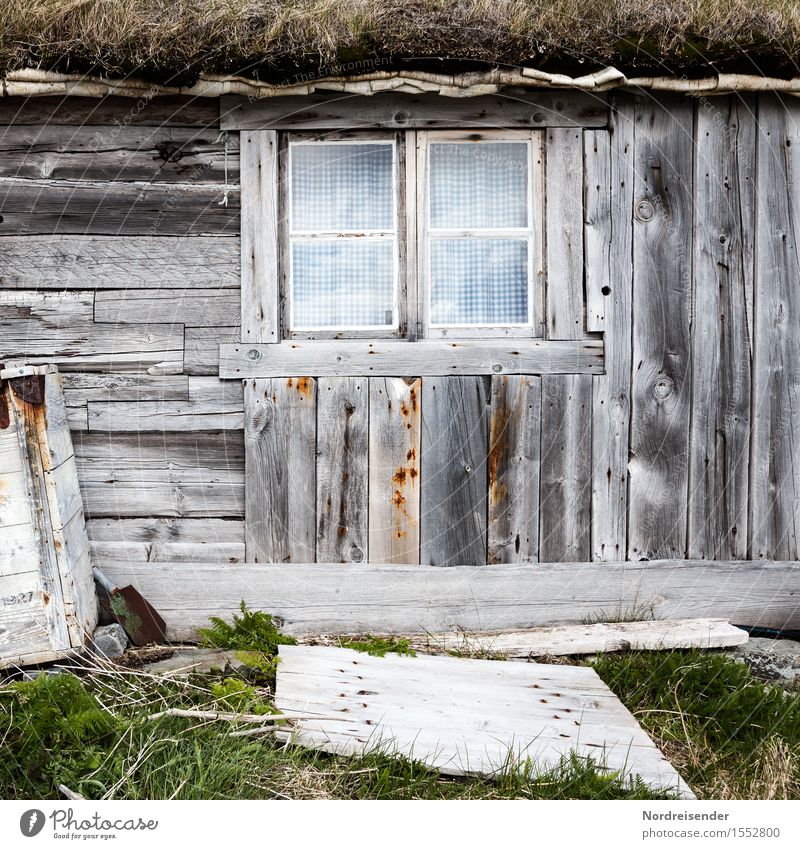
[0, 364, 97, 668]
[275, 645, 695, 798]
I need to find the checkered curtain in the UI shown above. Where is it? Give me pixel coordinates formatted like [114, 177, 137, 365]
[429, 142, 529, 326]
[290, 143, 394, 328]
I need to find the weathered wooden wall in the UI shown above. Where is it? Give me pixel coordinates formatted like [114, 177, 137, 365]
[0, 92, 798, 572]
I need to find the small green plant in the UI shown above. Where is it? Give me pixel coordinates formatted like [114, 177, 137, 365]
[197, 602, 297, 683]
[209, 678, 277, 716]
[340, 635, 416, 657]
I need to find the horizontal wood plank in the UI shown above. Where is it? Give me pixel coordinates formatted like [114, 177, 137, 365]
[186, 327, 239, 375]
[62, 373, 189, 406]
[94, 289, 240, 327]
[221, 92, 608, 130]
[86, 399, 244, 432]
[101, 559, 800, 638]
[220, 340, 604, 378]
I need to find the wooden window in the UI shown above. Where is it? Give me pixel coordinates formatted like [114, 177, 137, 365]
[277, 129, 544, 341]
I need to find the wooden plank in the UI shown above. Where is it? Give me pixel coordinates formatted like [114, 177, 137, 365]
[244, 378, 316, 562]
[86, 399, 244, 432]
[73, 431, 244, 518]
[240, 130, 279, 344]
[487, 375, 541, 564]
[221, 92, 608, 131]
[539, 374, 592, 562]
[185, 327, 238, 375]
[101, 559, 800, 639]
[545, 127, 584, 339]
[410, 619, 749, 657]
[688, 96, 755, 560]
[86, 517, 244, 544]
[368, 378, 421, 565]
[0, 95, 221, 127]
[420, 377, 488, 567]
[628, 95, 694, 560]
[587, 97, 635, 561]
[219, 339, 604, 378]
[275, 645, 693, 797]
[751, 95, 800, 559]
[0, 179, 239, 236]
[91, 541, 244, 567]
[0, 235, 239, 289]
[0, 125, 239, 183]
[94, 289, 240, 328]
[62, 373, 189, 406]
[316, 378, 369, 563]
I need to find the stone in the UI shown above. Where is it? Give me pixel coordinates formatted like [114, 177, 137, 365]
[89, 623, 128, 659]
[727, 637, 800, 685]
[142, 647, 244, 677]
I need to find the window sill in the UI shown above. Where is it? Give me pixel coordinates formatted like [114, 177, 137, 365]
[218, 338, 603, 379]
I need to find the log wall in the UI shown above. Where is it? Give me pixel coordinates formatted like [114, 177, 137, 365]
[0, 92, 798, 572]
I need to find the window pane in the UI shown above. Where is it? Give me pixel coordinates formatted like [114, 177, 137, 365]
[429, 239, 528, 326]
[292, 239, 395, 328]
[430, 143, 528, 229]
[291, 143, 394, 231]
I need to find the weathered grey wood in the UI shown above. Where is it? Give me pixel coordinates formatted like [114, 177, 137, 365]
[73, 431, 244, 518]
[185, 326, 239, 375]
[539, 374, 592, 562]
[219, 339, 604, 379]
[0, 179, 239, 236]
[0, 95, 221, 127]
[102, 560, 800, 638]
[316, 378, 369, 563]
[587, 96, 635, 561]
[91, 541, 245, 567]
[420, 377, 488, 567]
[86, 399, 244, 432]
[368, 378, 421, 565]
[0, 125, 239, 183]
[0, 235, 239, 289]
[275, 645, 693, 797]
[750, 96, 800, 559]
[94, 289, 240, 327]
[0, 291, 183, 373]
[628, 95, 694, 560]
[688, 96, 755, 560]
[86, 517, 244, 544]
[410, 619, 749, 657]
[487, 375, 541, 564]
[244, 378, 316, 562]
[221, 92, 608, 131]
[62, 373, 189, 406]
[545, 127, 584, 339]
[240, 130, 279, 344]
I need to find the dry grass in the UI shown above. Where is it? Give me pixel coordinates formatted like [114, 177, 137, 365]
[1, 1, 800, 84]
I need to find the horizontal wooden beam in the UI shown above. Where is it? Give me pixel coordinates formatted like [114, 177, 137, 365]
[99, 560, 800, 641]
[221, 92, 609, 131]
[219, 339, 604, 378]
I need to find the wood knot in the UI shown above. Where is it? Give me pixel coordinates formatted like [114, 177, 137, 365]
[635, 198, 655, 222]
[653, 376, 674, 401]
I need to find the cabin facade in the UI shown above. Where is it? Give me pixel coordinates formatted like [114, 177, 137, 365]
[2, 70, 800, 636]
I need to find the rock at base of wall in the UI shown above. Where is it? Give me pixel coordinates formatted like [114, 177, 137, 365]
[89, 624, 129, 659]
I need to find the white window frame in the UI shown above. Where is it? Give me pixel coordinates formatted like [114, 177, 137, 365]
[278, 129, 544, 341]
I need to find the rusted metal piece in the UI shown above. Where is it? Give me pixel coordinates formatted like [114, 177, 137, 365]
[9, 374, 45, 405]
[0, 364, 9, 429]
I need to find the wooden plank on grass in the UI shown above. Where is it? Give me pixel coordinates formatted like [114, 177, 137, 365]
[688, 96, 755, 560]
[420, 377, 488, 566]
[488, 375, 541, 564]
[274, 645, 694, 797]
[316, 378, 369, 563]
[244, 378, 316, 562]
[101, 559, 800, 639]
[628, 95, 694, 560]
[368, 378, 421, 565]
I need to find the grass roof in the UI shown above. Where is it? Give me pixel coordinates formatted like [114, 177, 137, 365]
[2, 1, 800, 86]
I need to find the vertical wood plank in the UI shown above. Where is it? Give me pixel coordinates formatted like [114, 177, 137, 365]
[688, 96, 755, 560]
[316, 378, 369, 563]
[488, 375, 541, 564]
[244, 377, 316, 562]
[420, 377, 488, 566]
[539, 374, 592, 562]
[240, 130, 278, 343]
[546, 127, 584, 339]
[368, 378, 421, 564]
[587, 97, 635, 561]
[628, 95, 694, 560]
[751, 95, 800, 559]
